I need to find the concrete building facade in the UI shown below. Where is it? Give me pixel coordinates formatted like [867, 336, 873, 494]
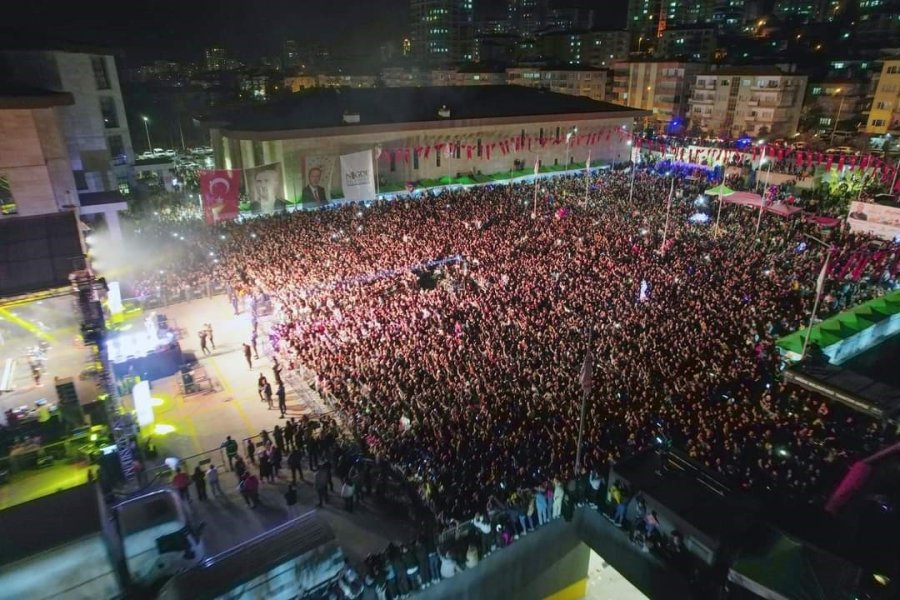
[0, 50, 135, 196]
[0, 89, 78, 217]
[864, 59, 900, 135]
[200, 87, 643, 203]
[688, 67, 807, 137]
[611, 61, 706, 126]
[507, 67, 607, 101]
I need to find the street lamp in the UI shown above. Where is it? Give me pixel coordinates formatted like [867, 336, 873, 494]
[829, 88, 845, 145]
[141, 116, 153, 153]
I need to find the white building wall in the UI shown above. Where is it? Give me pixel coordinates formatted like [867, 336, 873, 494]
[219, 117, 634, 202]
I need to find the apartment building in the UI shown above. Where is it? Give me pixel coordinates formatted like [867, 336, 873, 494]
[507, 66, 607, 101]
[0, 50, 134, 196]
[612, 61, 707, 126]
[864, 58, 900, 135]
[689, 67, 807, 137]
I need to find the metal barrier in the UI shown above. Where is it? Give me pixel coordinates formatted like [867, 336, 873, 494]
[0, 437, 85, 476]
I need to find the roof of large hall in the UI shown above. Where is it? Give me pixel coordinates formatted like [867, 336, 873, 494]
[197, 85, 643, 134]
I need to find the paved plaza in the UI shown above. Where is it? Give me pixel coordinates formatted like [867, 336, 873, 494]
[121, 295, 417, 563]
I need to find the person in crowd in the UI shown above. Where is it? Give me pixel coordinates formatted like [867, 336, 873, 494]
[277, 381, 287, 418]
[315, 463, 331, 507]
[207, 463, 224, 498]
[288, 446, 305, 483]
[172, 467, 191, 503]
[198, 329, 210, 356]
[341, 477, 356, 512]
[439, 546, 461, 579]
[246, 438, 256, 465]
[123, 163, 897, 539]
[222, 435, 238, 470]
[192, 465, 207, 501]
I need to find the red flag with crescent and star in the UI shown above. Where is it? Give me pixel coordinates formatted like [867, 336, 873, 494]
[200, 169, 241, 225]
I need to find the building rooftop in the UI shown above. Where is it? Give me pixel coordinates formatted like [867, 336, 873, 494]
[705, 66, 792, 76]
[197, 85, 643, 134]
[0, 84, 73, 109]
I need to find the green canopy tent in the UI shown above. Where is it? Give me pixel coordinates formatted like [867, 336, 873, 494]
[728, 526, 861, 600]
[706, 184, 735, 235]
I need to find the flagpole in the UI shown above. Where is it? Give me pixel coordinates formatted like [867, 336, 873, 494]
[574, 330, 593, 475]
[755, 202, 764, 236]
[628, 159, 636, 206]
[532, 156, 539, 219]
[661, 177, 674, 252]
[584, 151, 591, 209]
[714, 193, 723, 236]
[801, 252, 829, 360]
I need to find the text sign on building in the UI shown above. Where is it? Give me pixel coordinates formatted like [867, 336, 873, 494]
[339, 150, 376, 202]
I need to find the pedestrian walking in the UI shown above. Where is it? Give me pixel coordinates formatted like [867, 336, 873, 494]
[172, 468, 191, 503]
[263, 380, 273, 410]
[207, 464, 224, 498]
[315, 465, 330, 507]
[259, 451, 274, 483]
[285, 483, 298, 514]
[192, 465, 208, 501]
[341, 478, 355, 512]
[204, 323, 215, 349]
[247, 439, 256, 465]
[288, 447, 305, 483]
[198, 330, 210, 356]
[251, 331, 259, 360]
[242, 343, 252, 369]
[277, 382, 287, 418]
[222, 435, 238, 470]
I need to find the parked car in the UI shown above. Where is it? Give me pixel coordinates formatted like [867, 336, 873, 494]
[825, 146, 854, 155]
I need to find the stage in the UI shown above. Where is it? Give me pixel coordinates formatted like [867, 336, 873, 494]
[106, 313, 183, 381]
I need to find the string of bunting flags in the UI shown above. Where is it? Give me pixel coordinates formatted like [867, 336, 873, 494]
[375, 127, 900, 189]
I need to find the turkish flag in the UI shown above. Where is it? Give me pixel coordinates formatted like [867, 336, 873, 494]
[200, 169, 240, 225]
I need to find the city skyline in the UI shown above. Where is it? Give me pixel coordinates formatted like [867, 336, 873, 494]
[1, 0, 622, 67]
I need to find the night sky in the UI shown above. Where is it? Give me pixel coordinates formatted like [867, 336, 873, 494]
[2, 0, 625, 66]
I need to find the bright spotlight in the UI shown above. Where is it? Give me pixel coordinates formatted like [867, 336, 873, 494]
[153, 423, 176, 435]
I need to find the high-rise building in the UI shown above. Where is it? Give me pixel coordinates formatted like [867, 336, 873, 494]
[688, 67, 807, 137]
[507, 0, 549, 37]
[772, 1, 845, 23]
[711, 0, 747, 32]
[507, 66, 608, 102]
[854, 0, 900, 48]
[626, 0, 715, 39]
[657, 27, 717, 62]
[409, 0, 475, 65]
[611, 61, 707, 126]
[864, 59, 900, 135]
[0, 88, 77, 217]
[204, 47, 226, 72]
[0, 50, 135, 197]
[283, 40, 300, 70]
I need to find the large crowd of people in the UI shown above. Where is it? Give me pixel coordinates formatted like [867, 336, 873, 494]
[129, 166, 898, 528]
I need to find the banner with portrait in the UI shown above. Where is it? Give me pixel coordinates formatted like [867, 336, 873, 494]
[246, 163, 286, 214]
[339, 150, 376, 202]
[848, 201, 900, 240]
[199, 169, 241, 225]
[301, 155, 336, 205]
